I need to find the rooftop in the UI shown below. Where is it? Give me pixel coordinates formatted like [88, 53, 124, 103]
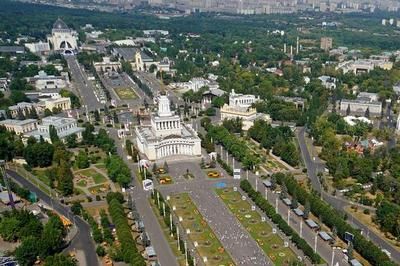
[0, 119, 38, 126]
[41, 116, 75, 126]
[53, 18, 69, 30]
[0, 46, 25, 53]
[8, 102, 34, 111]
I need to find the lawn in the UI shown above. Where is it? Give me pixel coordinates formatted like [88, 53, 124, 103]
[169, 193, 234, 266]
[75, 168, 107, 184]
[94, 163, 107, 171]
[76, 179, 87, 187]
[33, 168, 51, 186]
[216, 188, 297, 265]
[114, 87, 138, 100]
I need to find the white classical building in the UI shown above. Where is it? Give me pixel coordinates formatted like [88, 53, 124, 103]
[336, 59, 393, 74]
[47, 18, 78, 53]
[37, 96, 71, 111]
[339, 92, 382, 117]
[220, 90, 267, 130]
[8, 102, 36, 118]
[94, 57, 121, 73]
[135, 95, 201, 160]
[0, 119, 38, 135]
[27, 71, 67, 90]
[170, 77, 219, 92]
[25, 116, 84, 143]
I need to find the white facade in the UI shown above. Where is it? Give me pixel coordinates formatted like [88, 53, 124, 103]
[38, 96, 71, 111]
[48, 19, 78, 52]
[220, 90, 264, 130]
[27, 71, 67, 90]
[24, 41, 50, 53]
[94, 57, 121, 72]
[340, 93, 382, 116]
[170, 77, 218, 92]
[336, 59, 393, 74]
[25, 116, 83, 143]
[228, 89, 259, 107]
[8, 102, 36, 118]
[0, 119, 38, 135]
[135, 95, 201, 160]
[318, 75, 337, 89]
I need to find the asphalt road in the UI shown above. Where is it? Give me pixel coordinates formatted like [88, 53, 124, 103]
[296, 127, 400, 263]
[6, 170, 99, 266]
[65, 55, 103, 111]
[135, 72, 183, 105]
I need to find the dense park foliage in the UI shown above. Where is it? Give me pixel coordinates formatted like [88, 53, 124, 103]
[0, 210, 67, 266]
[248, 120, 299, 166]
[105, 155, 131, 187]
[376, 200, 400, 238]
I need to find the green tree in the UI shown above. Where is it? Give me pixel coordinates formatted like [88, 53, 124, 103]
[49, 125, 60, 143]
[71, 202, 83, 215]
[15, 236, 40, 266]
[66, 133, 77, 148]
[94, 110, 100, 122]
[163, 161, 169, 173]
[57, 160, 74, 196]
[44, 108, 52, 117]
[44, 254, 77, 266]
[76, 151, 90, 169]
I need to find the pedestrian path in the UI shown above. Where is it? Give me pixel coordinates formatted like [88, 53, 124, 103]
[190, 189, 272, 265]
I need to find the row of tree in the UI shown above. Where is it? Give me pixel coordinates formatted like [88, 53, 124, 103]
[205, 123, 260, 169]
[248, 120, 299, 166]
[273, 173, 394, 266]
[107, 194, 146, 266]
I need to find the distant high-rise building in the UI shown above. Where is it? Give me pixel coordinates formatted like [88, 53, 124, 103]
[320, 37, 333, 52]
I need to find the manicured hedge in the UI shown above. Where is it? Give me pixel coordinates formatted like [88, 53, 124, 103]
[108, 198, 146, 266]
[240, 180, 323, 264]
[274, 173, 395, 266]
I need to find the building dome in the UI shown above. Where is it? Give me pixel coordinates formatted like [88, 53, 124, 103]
[53, 18, 69, 30]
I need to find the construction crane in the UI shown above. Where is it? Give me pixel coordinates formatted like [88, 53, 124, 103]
[0, 160, 15, 210]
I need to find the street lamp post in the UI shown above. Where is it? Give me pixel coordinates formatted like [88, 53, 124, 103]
[177, 227, 180, 251]
[275, 198, 278, 213]
[184, 241, 188, 266]
[300, 220, 303, 238]
[314, 234, 318, 253]
[287, 209, 290, 225]
[331, 248, 335, 266]
[265, 188, 268, 200]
